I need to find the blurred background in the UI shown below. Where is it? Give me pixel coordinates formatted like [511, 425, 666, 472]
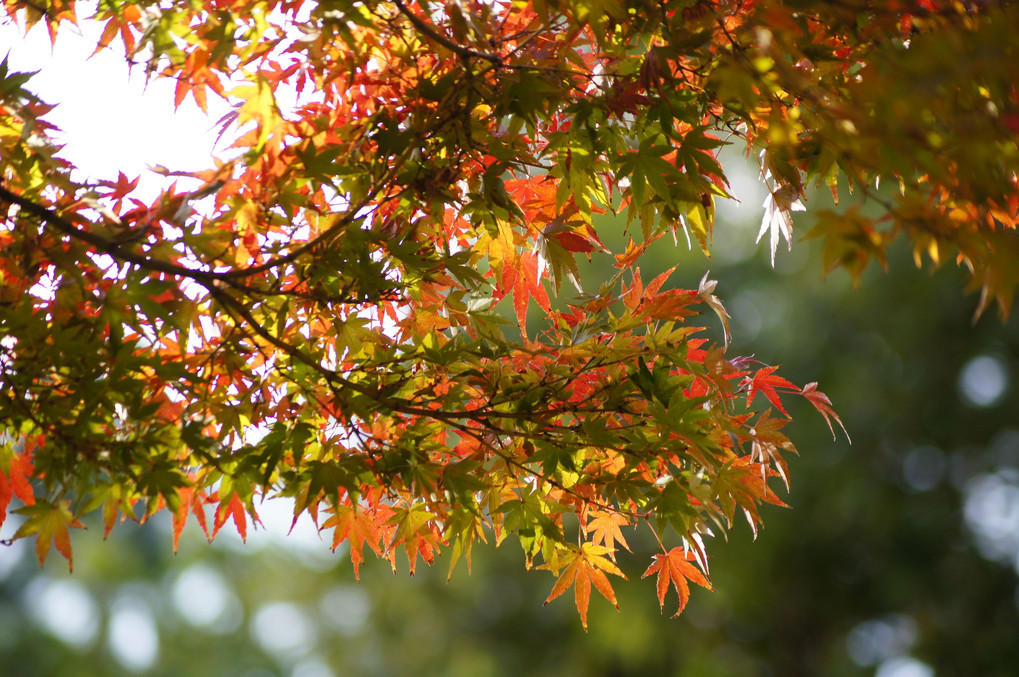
[2, 149, 1018, 676]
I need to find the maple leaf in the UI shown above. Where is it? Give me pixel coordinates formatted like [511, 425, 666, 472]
[12, 500, 85, 572]
[750, 407, 796, 491]
[534, 232, 583, 295]
[642, 547, 713, 618]
[542, 211, 607, 256]
[744, 365, 799, 416]
[0, 451, 35, 526]
[632, 265, 701, 320]
[613, 237, 654, 269]
[698, 272, 732, 348]
[543, 543, 627, 630]
[801, 382, 851, 442]
[97, 481, 137, 540]
[322, 503, 383, 581]
[637, 288, 699, 321]
[757, 185, 805, 266]
[584, 510, 631, 559]
[172, 486, 212, 553]
[512, 251, 552, 330]
[552, 230, 597, 253]
[212, 493, 260, 542]
[386, 502, 442, 576]
[445, 505, 488, 581]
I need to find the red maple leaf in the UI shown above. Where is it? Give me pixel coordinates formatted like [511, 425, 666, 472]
[745, 365, 799, 416]
[0, 452, 35, 526]
[801, 382, 851, 441]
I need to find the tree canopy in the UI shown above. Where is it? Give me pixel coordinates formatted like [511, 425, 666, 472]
[1, 0, 1016, 627]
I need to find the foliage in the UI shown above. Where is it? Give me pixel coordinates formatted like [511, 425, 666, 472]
[1, 0, 1016, 626]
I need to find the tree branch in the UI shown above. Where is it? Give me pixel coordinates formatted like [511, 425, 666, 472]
[391, 0, 502, 63]
[0, 184, 226, 284]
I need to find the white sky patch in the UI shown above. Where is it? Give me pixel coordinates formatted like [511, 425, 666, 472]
[23, 576, 101, 649]
[0, 5, 223, 196]
[712, 151, 769, 265]
[715, 152, 767, 221]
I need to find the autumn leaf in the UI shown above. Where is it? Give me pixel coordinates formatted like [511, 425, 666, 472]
[322, 504, 383, 581]
[698, 272, 732, 348]
[637, 288, 699, 321]
[801, 382, 851, 442]
[445, 505, 488, 581]
[172, 485, 212, 553]
[642, 547, 713, 618]
[758, 185, 805, 266]
[12, 500, 85, 571]
[385, 502, 441, 576]
[745, 365, 799, 416]
[584, 510, 632, 559]
[512, 251, 552, 330]
[543, 542, 628, 631]
[213, 494, 257, 542]
[0, 451, 35, 526]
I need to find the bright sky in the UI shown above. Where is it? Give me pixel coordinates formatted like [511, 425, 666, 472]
[0, 6, 222, 194]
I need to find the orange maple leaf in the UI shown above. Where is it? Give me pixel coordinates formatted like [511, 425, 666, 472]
[385, 502, 442, 576]
[513, 251, 551, 329]
[584, 510, 631, 559]
[543, 543, 627, 630]
[322, 503, 383, 581]
[642, 547, 713, 618]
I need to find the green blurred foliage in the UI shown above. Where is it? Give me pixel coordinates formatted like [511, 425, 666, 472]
[3, 161, 1019, 677]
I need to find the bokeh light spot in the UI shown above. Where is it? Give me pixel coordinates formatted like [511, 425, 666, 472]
[320, 585, 371, 636]
[251, 602, 318, 658]
[875, 656, 935, 677]
[172, 563, 243, 632]
[958, 355, 1009, 407]
[291, 656, 337, 677]
[23, 577, 100, 649]
[107, 595, 160, 672]
[902, 445, 947, 492]
[846, 614, 917, 667]
[963, 472, 1019, 564]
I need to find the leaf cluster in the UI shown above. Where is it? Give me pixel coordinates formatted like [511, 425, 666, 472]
[2, 0, 1012, 627]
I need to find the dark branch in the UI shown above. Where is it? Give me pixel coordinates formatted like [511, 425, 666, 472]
[391, 0, 503, 64]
